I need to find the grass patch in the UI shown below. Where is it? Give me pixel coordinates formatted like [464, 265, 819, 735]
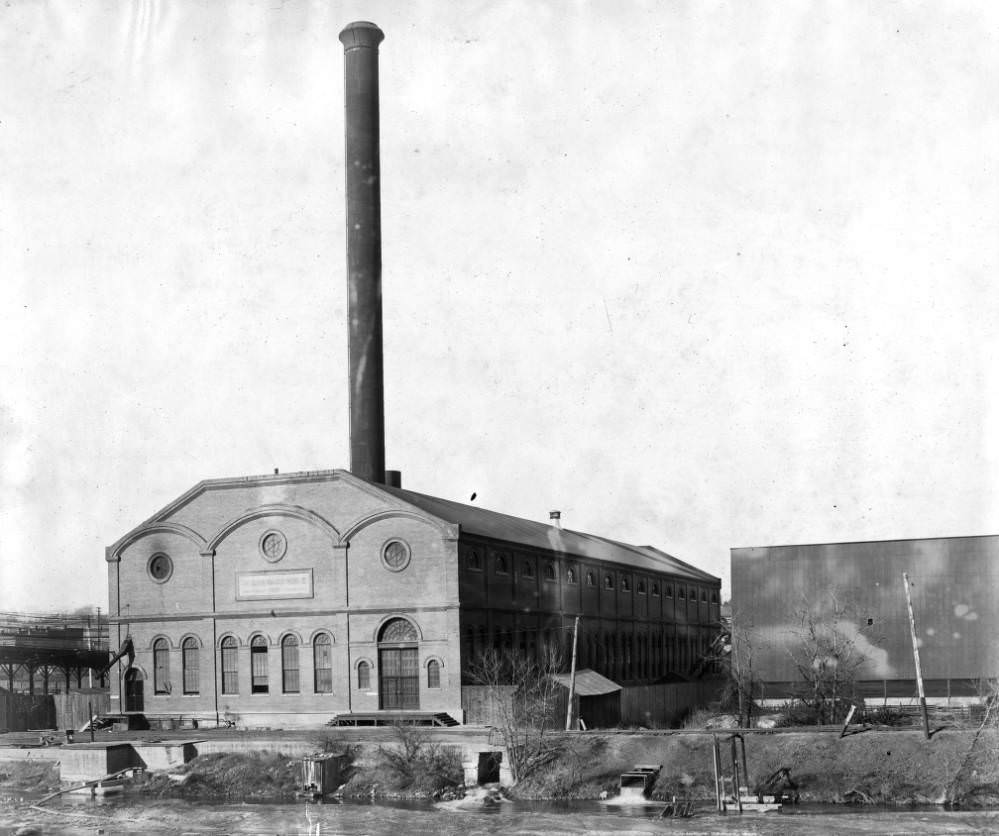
[144, 751, 301, 802]
[0, 760, 60, 791]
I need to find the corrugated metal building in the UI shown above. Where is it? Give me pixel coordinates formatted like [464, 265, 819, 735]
[730, 535, 999, 701]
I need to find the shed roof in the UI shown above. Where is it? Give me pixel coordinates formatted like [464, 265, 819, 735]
[380, 483, 717, 582]
[552, 669, 622, 696]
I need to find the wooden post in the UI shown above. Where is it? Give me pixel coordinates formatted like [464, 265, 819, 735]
[711, 734, 722, 812]
[730, 736, 743, 813]
[902, 572, 931, 740]
[565, 616, 580, 731]
[839, 703, 857, 738]
[738, 734, 750, 796]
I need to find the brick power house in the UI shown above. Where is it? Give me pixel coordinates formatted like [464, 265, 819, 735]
[104, 23, 721, 728]
[106, 469, 720, 728]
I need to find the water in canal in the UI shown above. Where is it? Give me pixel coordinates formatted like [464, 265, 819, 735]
[3, 794, 998, 835]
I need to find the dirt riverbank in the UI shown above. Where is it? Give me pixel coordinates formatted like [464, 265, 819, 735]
[514, 728, 999, 806]
[2, 727, 996, 806]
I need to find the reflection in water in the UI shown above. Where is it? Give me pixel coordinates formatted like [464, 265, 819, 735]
[2, 796, 998, 836]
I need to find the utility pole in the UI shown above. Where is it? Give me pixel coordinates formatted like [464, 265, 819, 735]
[565, 616, 580, 731]
[902, 572, 931, 740]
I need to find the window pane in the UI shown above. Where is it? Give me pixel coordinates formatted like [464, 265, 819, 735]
[357, 661, 370, 689]
[251, 636, 268, 693]
[281, 636, 300, 693]
[182, 639, 199, 695]
[153, 639, 170, 694]
[427, 659, 440, 688]
[313, 634, 332, 694]
[221, 637, 238, 694]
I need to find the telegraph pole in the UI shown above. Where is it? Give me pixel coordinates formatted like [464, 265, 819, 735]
[902, 573, 931, 740]
[565, 616, 580, 731]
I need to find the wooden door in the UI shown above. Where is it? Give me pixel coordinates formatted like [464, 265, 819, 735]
[378, 647, 419, 709]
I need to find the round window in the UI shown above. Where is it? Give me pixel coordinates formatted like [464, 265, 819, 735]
[259, 530, 287, 562]
[381, 539, 411, 571]
[148, 553, 173, 583]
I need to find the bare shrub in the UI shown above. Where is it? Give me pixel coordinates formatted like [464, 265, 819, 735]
[375, 725, 463, 793]
[466, 645, 568, 782]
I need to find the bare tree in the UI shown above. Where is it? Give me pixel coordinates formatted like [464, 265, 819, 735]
[466, 644, 566, 782]
[945, 677, 999, 803]
[787, 592, 878, 724]
[722, 608, 764, 728]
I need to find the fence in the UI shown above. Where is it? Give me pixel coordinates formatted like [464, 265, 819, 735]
[52, 689, 111, 731]
[463, 680, 722, 729]
[620, 680, 723, 728]
[0, 692, 56, 731]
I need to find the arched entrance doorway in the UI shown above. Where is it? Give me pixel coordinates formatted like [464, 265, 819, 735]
[378, 618, 419, 710]
[124, 669, 144, 712]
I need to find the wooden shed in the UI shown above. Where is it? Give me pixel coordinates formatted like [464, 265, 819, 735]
[554, 669, 622, 729]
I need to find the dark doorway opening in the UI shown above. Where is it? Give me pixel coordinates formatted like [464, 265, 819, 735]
[124, 669, 144, 712]
[477, 751, 502, 784]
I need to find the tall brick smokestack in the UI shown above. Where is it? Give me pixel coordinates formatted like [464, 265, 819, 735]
[339, 21, 386, 485]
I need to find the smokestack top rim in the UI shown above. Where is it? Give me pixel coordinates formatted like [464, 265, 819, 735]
[339, 21, 385, 50]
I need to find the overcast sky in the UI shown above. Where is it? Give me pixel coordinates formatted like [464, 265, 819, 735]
[3, 1, 997, 612]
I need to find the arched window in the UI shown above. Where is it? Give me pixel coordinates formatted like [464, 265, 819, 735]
[313, 634, 333, 693]
[566, 566, 577, 584]
[522, 561, 535, 579]
[666, 584, 673, 598]
[586, 571, 595, 587]
[544, 562, 557, 581]
[622, 576, 631, 592]
[182, 638, 199, 695]
[378, 618, 418, 643]
[221, 637, 238, 694]
[604, 574, 614, 590]
[357, 660, 371, 690]
[251, 635, 268, 694]
[467, 550, 481, 570]
[427, 659, 441, 689]
[495, 553, 508, 575]
[153, 638, 170, 694]
[637, 580, 646, 595]
[281, 635, 300, 693]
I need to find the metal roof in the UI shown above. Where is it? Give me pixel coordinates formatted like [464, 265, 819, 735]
[107, 467, 718, 584]
[552, 669, 622, 696]
[379, 483, 718, 582]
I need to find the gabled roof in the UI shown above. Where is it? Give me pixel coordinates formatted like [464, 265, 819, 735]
[552, 669, 621, 696]
[378, 482, 718, 582]
[107, 466, 718, 584]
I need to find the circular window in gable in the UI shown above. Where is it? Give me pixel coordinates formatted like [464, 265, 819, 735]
[381, 539, 411, 572]
[259, 530, 287, 563]
[148, 553, 173, 583]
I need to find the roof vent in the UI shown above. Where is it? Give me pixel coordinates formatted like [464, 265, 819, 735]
[549, 510, 562, 529]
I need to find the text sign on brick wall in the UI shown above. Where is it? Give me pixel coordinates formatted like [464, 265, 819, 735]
[236, 570, 314, 600]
